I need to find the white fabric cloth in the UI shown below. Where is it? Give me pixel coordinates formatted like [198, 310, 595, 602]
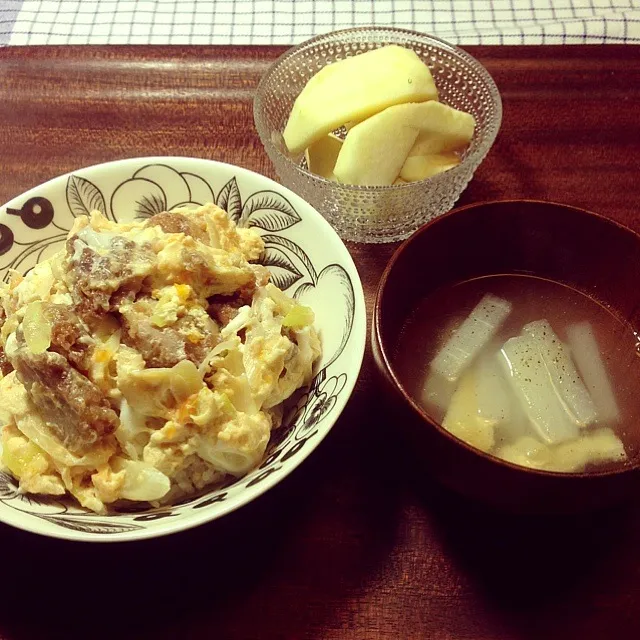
[2, 0, 640, 46]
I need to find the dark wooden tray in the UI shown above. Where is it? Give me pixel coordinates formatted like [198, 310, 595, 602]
[1, 45, 640, 640]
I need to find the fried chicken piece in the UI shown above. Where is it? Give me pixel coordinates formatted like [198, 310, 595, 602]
[42, 303, 93, 373]
[66, 230, 154, 316]
[9, 347, 117, 454]
[146, 211, 208, 243]
[120, 297, 218, 368]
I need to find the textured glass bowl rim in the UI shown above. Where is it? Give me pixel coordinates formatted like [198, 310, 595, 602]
[254, 26, 503, 192]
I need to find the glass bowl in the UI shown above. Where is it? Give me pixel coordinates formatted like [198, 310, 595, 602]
[254, 27, 502, 244]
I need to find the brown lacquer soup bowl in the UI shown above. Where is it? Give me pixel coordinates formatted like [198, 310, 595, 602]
[373, 200, 640, 513]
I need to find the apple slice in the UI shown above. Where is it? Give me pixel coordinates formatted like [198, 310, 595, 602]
[334, 102, 423, 186]
[283, 45, 438, 155]
[406, 101, 476, 156]
[304, 133, 343, 180]
[334, 100, 475, 187]
[399, 152, 460, 182]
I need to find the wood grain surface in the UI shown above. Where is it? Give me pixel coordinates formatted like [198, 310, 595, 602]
[0, 45, 640, 640]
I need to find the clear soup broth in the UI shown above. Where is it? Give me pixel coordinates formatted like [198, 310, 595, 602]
[394, 274, 640, 473]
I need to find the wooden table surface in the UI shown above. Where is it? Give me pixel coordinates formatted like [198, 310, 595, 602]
[1, 45, 640, 640]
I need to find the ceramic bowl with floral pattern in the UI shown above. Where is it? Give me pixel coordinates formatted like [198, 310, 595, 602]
[0, 157, 366, 541]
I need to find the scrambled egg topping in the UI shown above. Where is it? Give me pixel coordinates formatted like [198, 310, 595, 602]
[0, 204, 321, 513]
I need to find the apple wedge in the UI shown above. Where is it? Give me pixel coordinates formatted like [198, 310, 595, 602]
[406, 101, 476, 156]
[334, 100, 475, 186]
[399, 152, 460, 182]
[333, 102, 424, 186]
[304, 133, 343, 180]
[283, 45, 438, 155]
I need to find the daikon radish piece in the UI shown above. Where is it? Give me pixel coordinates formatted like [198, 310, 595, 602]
[430, 294, 512, 382]
[495, 435, 551, 470]
[475, 352, 512, 427]
[475, 350, 531, 444]
[442, 368, 494, 453]
[566, 321, 620, 424]
[500, 335, 579, 444]
[522, 320, 597, 427]
[494, 401, 532, 446]
[547, 428, 627, 472]
[421, 370, 456, 419]
[490, 353, 532, 445]
[420, 315, 463, 416]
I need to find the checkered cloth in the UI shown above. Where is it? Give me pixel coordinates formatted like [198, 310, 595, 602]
[1, 0, 639, 46]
